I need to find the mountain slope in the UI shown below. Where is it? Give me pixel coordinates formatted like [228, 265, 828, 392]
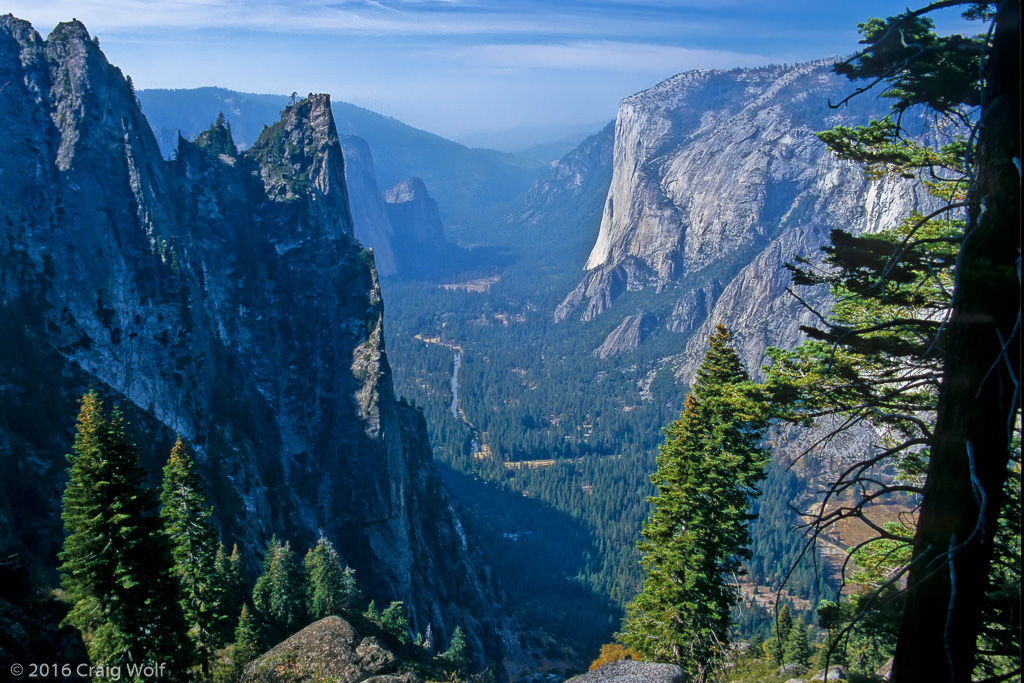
[0, 16, 512, 666]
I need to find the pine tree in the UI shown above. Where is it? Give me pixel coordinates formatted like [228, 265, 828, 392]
[622, 326, 770, 680]
[59, 392, 191, 678]
[423, 623, 435, 653]
[161, 437, 221, 673]
[302, 535, 352, 621]
[364, 599, 381, 625]
[214, 543, 248, 645]
[815, 623, 848, 670]
[340, 565, 363, 615]
[380, 601, 411, 645]
[232, 605, 262, 680]
[441, 625, 469, 678]
[763, 603, 793, 665]
[251, 537, 306, 646]
[194, 111, 238, 157]
[783, 617, 811, 667]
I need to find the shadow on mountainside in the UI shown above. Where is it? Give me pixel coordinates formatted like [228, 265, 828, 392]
[435, 462, 620, 674]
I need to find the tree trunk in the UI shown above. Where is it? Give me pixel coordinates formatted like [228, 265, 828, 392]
[892, 2, 1021, 681]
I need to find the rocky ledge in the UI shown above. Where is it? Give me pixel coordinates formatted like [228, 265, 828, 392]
[566, 660, 687, 683]
[239, 617, 421, 683]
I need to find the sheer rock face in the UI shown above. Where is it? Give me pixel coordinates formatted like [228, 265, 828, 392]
[0, 16, 506, 663]
[384, 177, 445, 246]
[557, 61, 931, 380]
[340, 134, 399, 277]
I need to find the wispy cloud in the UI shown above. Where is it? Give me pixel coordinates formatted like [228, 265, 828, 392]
[6, 0, 742, 40]
[6, 0, 556, 36]
[440, 40, 773, 72]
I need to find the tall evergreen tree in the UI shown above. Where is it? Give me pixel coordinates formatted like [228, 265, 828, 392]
[59, 392, 191, 679]
[441, 625, 469, 678]
[622, 326, 770, 681]
[340, 565, 363, 615]
[303, 536, 351, 621]
[783, 617, 811, 668]
[251, 537, 306, 646]
[160, 437, 221, 673]
[763, 603, 793, 666]
[232, 605, 262, 680]
[214, 543, 248, 645]
[887, 4, 1019, 680]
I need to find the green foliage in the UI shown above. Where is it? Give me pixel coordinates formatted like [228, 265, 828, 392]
[763, 603, 792, 666]
[214, 544, 249, 646]
[622, 326, 770, 678]
[194, 111, 239, 158]
[441, 626, 469, 678]
[303, 536, 361, 621]
[974, 464, 1022, 681]
[232, 605, 262, 680]
[161, 437, 222, 672]
[817, 119, 966, 179]
[816, 589, 900, 677]
[380, 601, 411, 645]
[834, 12, 985, 115]
[251, 537, 306, 647]
[782, 617, 811, 668]
[59, 392, 192, 679]
[364, 600, 380, 624]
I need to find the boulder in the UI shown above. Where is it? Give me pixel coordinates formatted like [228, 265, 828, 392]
[812, 665, 849, 681]
[513, 675, 563, 683]
[778, 663, 806, 676]
[238, 616, 420, 683]
[566, 659, 687, 683]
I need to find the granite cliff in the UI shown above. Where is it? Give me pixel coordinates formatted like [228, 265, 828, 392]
[339, 134, 399, 277]
[552, 62, 933, 381]
[337, 138, 454, 279]
[384, 177, 445, 246]
[0, 15, 510, 665]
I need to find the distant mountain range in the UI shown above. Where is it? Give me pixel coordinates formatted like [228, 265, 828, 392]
[138, 87, 548, 245]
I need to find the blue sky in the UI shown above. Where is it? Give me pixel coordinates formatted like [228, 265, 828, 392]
[7, 1, 976, 142]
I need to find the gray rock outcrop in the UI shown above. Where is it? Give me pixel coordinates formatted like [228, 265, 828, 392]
[812, 665, 849, 681]
[566, 659, 687, 683]
[238, 616, 418, 683]
[513, 673, 563, 683]
[594, 313, 656, 359]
